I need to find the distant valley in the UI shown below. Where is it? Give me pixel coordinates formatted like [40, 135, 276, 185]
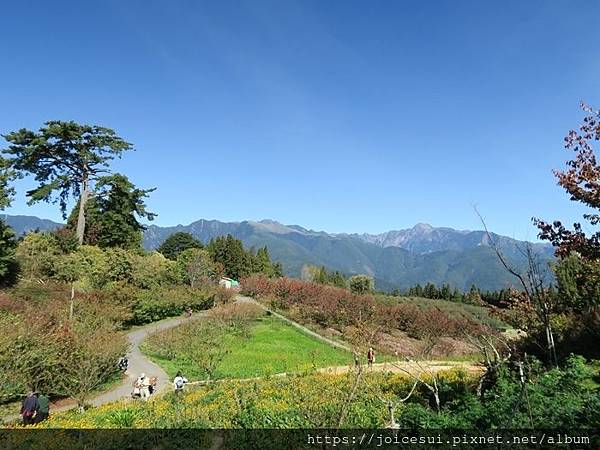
[4, 214, 554, 292]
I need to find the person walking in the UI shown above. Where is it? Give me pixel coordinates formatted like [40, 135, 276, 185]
[137, 373, 151, 401]
[20, 392, 39, 425]
[118, 356, 129, 372]
[173, 371, 188, 395]
[149, 377, 158, 395]
[367, 347, 376, 368]
[35, 393, 50, 423]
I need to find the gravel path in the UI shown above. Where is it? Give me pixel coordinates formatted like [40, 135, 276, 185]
[90, 313, 206, 406]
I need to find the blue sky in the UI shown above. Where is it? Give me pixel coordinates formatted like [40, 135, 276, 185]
[1, 1, 599, 240]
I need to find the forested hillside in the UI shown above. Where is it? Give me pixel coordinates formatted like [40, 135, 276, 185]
[4, 215, 553, 291]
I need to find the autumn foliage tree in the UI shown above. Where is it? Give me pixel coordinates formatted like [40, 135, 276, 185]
[535, 102, 600, 259]
[533, 102, 600, 358]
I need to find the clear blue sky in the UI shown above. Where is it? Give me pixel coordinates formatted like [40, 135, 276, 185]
[1, 1, 599, 240]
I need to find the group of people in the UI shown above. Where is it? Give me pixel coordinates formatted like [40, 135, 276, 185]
[131, 373, 157, 400]
[19, 354, 189, 424]
[131, 371, 188, 399]
[20, 392, 50, 425]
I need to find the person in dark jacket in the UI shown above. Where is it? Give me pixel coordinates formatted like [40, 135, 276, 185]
[35, 393, 50, 423]
[367, 347, 376, 368]
[20, 392, 39, 425]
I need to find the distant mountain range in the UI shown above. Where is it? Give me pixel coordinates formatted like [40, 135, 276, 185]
[3, 214, 554, 292]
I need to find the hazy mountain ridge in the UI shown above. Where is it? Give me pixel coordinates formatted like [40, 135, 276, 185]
[3, 214, 554, 292]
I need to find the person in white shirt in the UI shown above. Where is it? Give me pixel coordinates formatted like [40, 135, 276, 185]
[173, 371, 188, 395]
[137, 373, 151, 401]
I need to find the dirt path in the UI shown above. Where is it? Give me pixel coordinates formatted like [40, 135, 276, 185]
[91, 312, 207, 405]
[186, 360, 482, 388]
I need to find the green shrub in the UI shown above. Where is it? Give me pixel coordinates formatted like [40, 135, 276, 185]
[15, 232, 64, 279]
[131, 252, 178, 289]
[130, 285, 233, 325]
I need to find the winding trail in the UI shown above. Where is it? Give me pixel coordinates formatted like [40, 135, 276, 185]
[2, 295, 481, 422]
[91, 312, 207, 405]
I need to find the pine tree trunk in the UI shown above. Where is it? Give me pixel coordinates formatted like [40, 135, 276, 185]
[76, 176, 89, 245]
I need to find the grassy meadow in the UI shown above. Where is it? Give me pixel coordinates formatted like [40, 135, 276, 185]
[142, 314, 353, 380]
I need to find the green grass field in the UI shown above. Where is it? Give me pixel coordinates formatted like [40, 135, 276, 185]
[144, 316, 353, 380]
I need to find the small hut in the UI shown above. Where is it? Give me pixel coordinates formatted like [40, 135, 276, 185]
[218, 277, 239, 289]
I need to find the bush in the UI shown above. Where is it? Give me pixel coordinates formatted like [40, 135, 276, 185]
[208, 302, 263, 337]
[242, 276, 481, 338]
[15, 232, 64, 279]
[348, 274, 373, 295]
[130, 285, 234, 325]
[0, 288, 127, 402]
[131, 252, 178, 289]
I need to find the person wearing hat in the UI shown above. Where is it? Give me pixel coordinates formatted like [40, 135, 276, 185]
[137, 373, 151, 401]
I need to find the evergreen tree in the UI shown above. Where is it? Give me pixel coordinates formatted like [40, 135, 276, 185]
[93, 174, 155, 250]
[423, 282, 437, 299]
[0, 155, 18, 285]
[466, 284, 482, 304]
[451, 287, 463, 302]
[440, 284, 452, 300]
[316, 266, 328, 284]
[329, 270, 347, 288]
[3, 121, 133, 244]
[158, 232, 203, 260]
[414, 283, 424, 297]
[0, 219, 18, 286]
[67, 174, 155, 250]
[272, 262, 283, 278]
[255, 246, 275, 276]
[207, 234, 248, 280]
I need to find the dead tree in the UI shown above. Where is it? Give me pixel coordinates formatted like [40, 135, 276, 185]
[475, 207, 558, 366]
[463, 327, 512, 397]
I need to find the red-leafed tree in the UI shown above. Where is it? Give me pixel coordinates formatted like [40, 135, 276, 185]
[534, 102, 600, 259]
[532, 102, 600, 360]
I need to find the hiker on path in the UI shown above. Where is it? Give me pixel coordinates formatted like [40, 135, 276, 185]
[20, 392, 39, 425]
[367, 347, 376, 368]
[35, 393, 50, 423]
[118, 356, 129, 372]
[136, 373, 151, 401]
[149, 376, 157, 395]
[173, 371, 188, 395]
